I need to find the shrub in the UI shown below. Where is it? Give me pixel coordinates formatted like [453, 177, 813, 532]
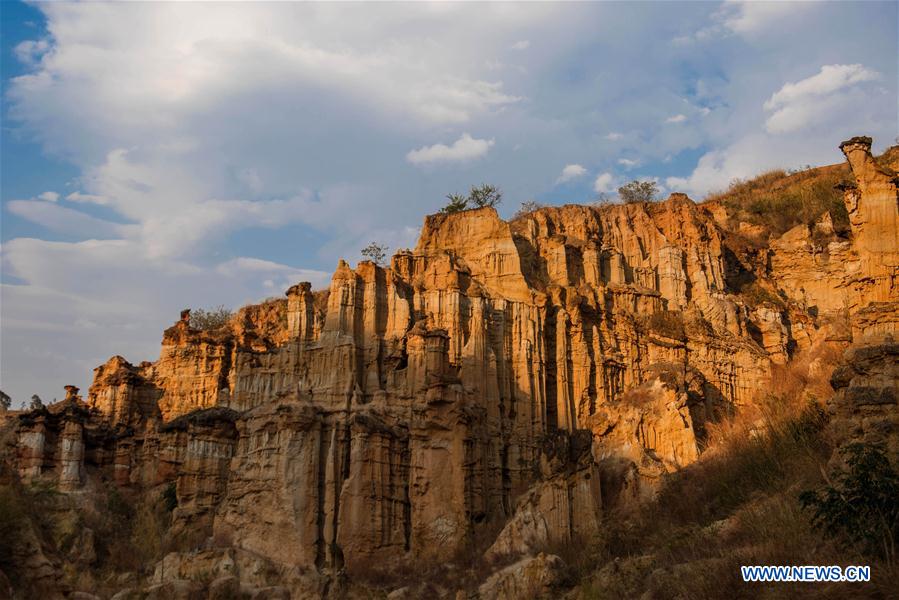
[189, 305, 233, 330]
[440, 184, 503, 213]
[643, 310, 686, 341]
[800, 443, 899, 561]
[0, 486, 26, 576]
[740, 282, 786, 310]
[441, 193, 469, 213]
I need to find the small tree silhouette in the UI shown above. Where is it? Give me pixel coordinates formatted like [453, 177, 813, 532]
[440, 184, 503, 213]
[361, 242, 389, 266]
[513, 200, 543, 219]
[618, 180, 658, 204]
[0, 390, 10, 411]
[468, 184, 502, 208]
[440, 193, 469, 214]
[29, 395, 44, 410]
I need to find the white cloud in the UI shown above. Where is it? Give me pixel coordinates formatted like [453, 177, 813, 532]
[556, 163, 587, 183]
[617, 158, 639, 169]
[719, 0, 813, 36]
[675, 1, 815, 44]
[593, 172, 617, 194]
[7, 200, 138, 239]
[13, 39, 49, 66]
[765, 64, 880, 111]
[66, 192, 109, 205]
[511, 40, 530, 50]
[665, 114, 687, 124]
[764, 64, 880, 134]
[605, 132, 624, 141]
[406, 133, 495, 165]
[37, 191, 59, 202]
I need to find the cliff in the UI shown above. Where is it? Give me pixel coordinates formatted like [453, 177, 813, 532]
[1, 136, 896, 599]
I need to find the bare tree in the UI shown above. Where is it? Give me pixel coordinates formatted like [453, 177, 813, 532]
[513, 200, 544, 219]
[361, 242, 389, 266]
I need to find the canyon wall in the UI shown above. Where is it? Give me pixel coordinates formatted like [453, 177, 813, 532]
[3, 137, 897, 594]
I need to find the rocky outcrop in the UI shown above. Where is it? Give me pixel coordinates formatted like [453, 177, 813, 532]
[771, 136, 898, 329]
[3, 136, 896, 597]
[477, 553, 566, 600]
[828, 342, 899, 463]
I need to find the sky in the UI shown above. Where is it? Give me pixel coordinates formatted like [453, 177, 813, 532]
[1, 1, 896, 405]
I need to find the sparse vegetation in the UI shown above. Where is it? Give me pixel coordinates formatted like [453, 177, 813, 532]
[189, 305, 233, 330]
[513, 200, 544, 219]
[441, 193, 469, 214]
[29, 395, 43, 410]
[705, 164, 852, 239]
[0, 486, 26, 577]
[571, 342, 897, 599]
[618, 180, 658, 204]
[800, 443, 899, 562]
[440, 184, 503, 213]
[641, 310, 687, 341]
[361, 242, 389, 265]
[0, 390, 10, 411]
[739, 281, 787, 310]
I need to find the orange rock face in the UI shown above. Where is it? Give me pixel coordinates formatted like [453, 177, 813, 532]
[4, 136, 897, 579]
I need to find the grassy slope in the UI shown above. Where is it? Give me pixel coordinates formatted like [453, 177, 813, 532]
[566, 342, 898, 599]
[702, 145, 898, 241]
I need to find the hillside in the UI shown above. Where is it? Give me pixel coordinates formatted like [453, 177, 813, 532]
[703, 143, 899, 242]
[0, 136, 897, 600]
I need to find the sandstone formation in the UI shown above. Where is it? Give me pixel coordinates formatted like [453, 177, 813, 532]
[2, 136, 897, 599]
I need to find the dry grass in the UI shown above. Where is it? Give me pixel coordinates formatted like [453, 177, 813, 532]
[570, 340, 899, 599]
[705, 164, 851, 240]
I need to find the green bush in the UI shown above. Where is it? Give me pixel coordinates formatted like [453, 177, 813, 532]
[800, 443, 899, 561]
[0, 486, 26, 575]
[440, 184, 503, 213]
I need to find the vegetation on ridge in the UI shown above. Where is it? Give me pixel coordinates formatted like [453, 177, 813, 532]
[705, 163, 852, 240]
[441, 183, 503, 213]
[618, 180, 659, 204]
[189, 305, 233, 330]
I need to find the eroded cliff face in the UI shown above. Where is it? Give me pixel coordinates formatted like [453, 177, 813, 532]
[3, 136, 897, 598]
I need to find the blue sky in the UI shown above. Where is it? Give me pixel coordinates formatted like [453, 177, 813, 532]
[1, 1, 896, 404]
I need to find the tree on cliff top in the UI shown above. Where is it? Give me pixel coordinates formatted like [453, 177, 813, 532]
[440, 184, 503, 213]
[361, 242, 388, 266]
[0, 390, 10, 411]
[618, 180, 658, 204]
[189, 305, 233, 330]
[29, 395, 43, 410]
